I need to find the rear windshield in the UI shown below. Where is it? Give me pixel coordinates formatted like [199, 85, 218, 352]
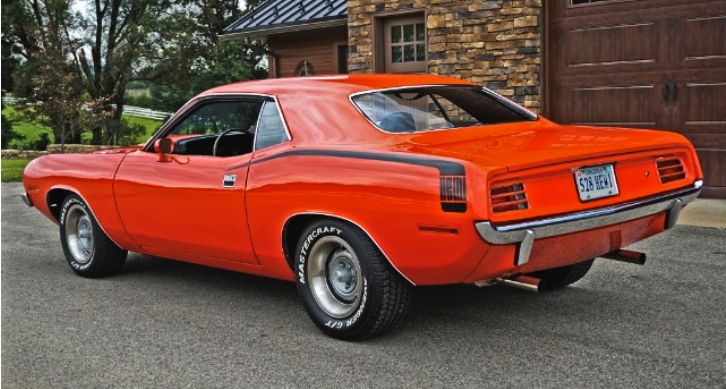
[351, 85, 537, 133]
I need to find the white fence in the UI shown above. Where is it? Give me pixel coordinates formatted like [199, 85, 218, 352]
[122, 106, 172, 121]
[2, 97, 171, 121]
[2, 96, 23, 105]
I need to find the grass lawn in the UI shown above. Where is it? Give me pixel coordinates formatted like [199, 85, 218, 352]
[1, 107, 163, 182]
[2, 106, 162, 148]
[1, 158, 30, 182]
[2, 106, 54, 148]
[127, 115, 163, 140]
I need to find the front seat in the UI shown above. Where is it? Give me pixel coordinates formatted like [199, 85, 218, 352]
[379, 112, 416, 133]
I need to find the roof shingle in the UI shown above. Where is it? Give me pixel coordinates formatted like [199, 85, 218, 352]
[223, 0, 348, 38]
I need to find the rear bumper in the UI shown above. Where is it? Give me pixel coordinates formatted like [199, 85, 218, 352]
[476, 180, 702, 266]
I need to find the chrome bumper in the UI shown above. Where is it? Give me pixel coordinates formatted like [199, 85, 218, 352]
[475, 181, 702, 266]
[21, 193, 33, 207]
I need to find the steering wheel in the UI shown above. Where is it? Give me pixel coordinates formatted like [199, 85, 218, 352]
[212, 128, 240, 157]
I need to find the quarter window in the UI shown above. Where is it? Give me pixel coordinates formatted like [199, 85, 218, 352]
[254, 101, 290, 150]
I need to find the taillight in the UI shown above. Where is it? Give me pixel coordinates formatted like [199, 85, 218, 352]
[490, 182, 529, 213]
[656, 158, 685, 184]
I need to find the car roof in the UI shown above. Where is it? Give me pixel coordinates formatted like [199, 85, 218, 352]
[198, 74, 479, 145]
[202, 74, 475, 97]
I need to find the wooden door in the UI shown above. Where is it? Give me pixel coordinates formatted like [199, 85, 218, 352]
[547, 0, 726, 198]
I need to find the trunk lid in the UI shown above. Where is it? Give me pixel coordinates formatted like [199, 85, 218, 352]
[403, 120, 699, 221]
[406, 120, 690, 171]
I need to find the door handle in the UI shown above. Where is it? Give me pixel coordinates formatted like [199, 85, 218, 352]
[662, 80, 670, 105]
[670, 80, 678, 106]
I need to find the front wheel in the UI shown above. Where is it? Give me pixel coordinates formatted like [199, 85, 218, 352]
[294, 219, 412, 340]
[59, 194, 127, 278]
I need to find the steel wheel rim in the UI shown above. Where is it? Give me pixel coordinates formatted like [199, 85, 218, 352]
[64, 204, 94, 264]
[308, 236, 363, 319]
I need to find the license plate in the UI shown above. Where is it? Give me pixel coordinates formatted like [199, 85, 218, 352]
[574, 164, 619, 201]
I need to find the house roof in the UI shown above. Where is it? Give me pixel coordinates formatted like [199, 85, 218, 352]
[221, 0, 348, 40]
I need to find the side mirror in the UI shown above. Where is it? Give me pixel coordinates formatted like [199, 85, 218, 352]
[154, 138, 175, 163]
[154, 138, 175, 154]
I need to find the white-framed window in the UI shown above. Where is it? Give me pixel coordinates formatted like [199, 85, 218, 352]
[382, 14, 427, 73]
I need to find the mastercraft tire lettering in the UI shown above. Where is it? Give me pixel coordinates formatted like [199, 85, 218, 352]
[294, 219, 412, 340]
[59, 194, 128, 278]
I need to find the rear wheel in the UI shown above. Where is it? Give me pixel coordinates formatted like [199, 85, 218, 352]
[294, 219, 412, 340]
[527, 259, 595, 291]
[59, 194, 127, 278]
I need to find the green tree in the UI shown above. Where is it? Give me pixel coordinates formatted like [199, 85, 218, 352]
[6, 0, 172, 145]
[5, 0, 267, 145]
[143, 0, 267, 111]
[2, 0, 38, 91]
[74, 0, 173, 144]
[1, 107, 24, 149]
[14, 27, 109, 151]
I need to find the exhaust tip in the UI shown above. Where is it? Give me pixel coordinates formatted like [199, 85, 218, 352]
[601, 249, 647, 265]
[495, 275, 541, 293]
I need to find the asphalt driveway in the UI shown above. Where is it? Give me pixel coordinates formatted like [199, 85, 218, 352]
[2, 182, 725, 388]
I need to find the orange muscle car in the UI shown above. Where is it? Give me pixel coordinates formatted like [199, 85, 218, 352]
[22, 74, 703, 340]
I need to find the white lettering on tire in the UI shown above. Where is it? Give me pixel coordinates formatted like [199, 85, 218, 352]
[298, 226, 342, 284]
[316, 278, 368, 330]
[59, 197, 84, 225]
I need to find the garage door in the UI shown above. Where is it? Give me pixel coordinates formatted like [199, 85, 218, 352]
[547, 0, 726, 198]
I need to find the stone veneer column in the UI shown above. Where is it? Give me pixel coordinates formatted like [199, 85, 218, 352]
[348, 0, 542, 112]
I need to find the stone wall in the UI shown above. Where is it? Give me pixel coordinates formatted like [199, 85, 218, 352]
[1, 144, 112, 159]
[1, 149, 48, 159]
[348, 0, 543, 112]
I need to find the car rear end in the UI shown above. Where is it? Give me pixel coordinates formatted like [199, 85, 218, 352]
[348, 81, 703, 286]
[462, 132, 702, 283]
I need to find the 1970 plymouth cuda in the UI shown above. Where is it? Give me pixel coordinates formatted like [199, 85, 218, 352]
[22, 74, 703, 340]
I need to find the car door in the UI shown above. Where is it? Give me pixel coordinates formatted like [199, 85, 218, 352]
[113, 96, 266, 264]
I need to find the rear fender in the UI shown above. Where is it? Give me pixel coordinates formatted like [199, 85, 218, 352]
[282, 212, 416, 285]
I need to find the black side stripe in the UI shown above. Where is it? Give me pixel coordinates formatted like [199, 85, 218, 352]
[227, 149, 466, 176]
[230, 149, 468, 213]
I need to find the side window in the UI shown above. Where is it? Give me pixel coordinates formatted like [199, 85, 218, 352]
[171, 101, 262, 136]
[166, 100, 263, 157]
[255, 101, 290, 150]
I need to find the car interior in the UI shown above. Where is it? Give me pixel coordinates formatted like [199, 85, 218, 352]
[172, 130, 255, 157]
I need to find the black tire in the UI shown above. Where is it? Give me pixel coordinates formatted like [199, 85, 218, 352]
[294, 219, 412, 340]
[59, 194, 127, 278]
[527, 259, 595, 291]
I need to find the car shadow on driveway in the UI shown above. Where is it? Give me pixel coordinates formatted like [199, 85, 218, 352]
[116, 252, 630, 342]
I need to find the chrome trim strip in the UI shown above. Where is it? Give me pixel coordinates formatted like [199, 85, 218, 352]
[476, 181, 702, 265]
